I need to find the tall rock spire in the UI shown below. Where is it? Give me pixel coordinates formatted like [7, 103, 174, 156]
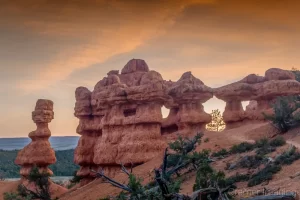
[15, 99, 56, 178]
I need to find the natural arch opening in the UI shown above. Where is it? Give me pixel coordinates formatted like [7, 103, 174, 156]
[161, 106, 179, 135]
[242, 101, 250, 111]
[161, 106, 169, 119]
[203, 97, 226, 131]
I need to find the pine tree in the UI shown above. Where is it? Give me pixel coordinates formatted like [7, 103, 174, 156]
[206, 109, 226, 131]
[264, 96, 299, 133]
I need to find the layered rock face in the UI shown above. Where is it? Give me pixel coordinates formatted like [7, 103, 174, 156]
[162, 72, 213, 138]
[74, 59, 171, 183]
[214, 68, 300, 128]
[74, 59, 214, 184]
[74, 60, 300, 184]
[74, 87, 101, 184]
[15, 99, 56, 178]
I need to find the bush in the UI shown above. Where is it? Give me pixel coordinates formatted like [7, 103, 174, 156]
[274, 146, 300, 165]
[255, 146, 276, 156]
[270, 136, 286, 147]
[254, 137, 285, 156]
[212, 148, 229, 157]
[247, 164, 281, 187]
[264, 96, 300, 133]
[238, 155, 263, 169]
[166, 133, 203, 170]
[255, 138, 269, 148]
[193, 162, 215, 191]
[4, 192, 32, 200]
[193, 162, 235, 199]
[188, 149, 211, 169]
[230, 142, 256, 154]
[226, 173, 250, 185]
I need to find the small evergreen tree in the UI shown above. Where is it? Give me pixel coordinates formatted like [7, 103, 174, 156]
[206, 109, 225, 131]
[291, 67, 300, 82]
[193, 162, 235, 199]
[263, 96, 300, 133]
[4, 166, 52, 200]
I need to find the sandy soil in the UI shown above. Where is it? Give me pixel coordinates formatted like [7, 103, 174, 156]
[60, 122, 280, 200]
[3, 122, 300, 200]
[0, 180, 20, 200]
[0, 180, 67, 200]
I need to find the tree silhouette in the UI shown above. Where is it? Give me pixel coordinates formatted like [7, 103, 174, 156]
[206, 109, 225, 132]
[291, 67, 300, 82]
[0, 172, 5, 181]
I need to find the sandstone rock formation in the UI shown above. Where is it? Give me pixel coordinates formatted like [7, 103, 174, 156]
[15, 99, 56, 178]
[74, 87, 101, 184]
[214, 68, 300, 128]
[74, 59, 171, 183]
[14, 99, 68, 196]
[162, 72, 213, 138]
[93, 60, 167, 169]
[73, 60, 300, 186]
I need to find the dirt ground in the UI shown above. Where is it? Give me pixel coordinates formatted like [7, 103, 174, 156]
[2, 122, 300, 200]
[0, 180, 67, 200]
[0, 180, 20, 200]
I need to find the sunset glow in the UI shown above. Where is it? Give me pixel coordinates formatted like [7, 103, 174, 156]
[1, 0, 300, 137]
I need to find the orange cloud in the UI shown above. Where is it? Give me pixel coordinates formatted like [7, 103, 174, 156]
[2, 0, 216, 92]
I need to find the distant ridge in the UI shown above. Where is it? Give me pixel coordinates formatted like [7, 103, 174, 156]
[0, 136, 79, 151]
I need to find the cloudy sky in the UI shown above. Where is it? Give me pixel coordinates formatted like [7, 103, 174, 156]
[1, 0, 300, 138]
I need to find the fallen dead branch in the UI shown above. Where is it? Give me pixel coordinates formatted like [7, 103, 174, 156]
[241, 192, 297, 200]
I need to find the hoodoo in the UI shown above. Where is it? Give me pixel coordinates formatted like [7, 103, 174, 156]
[73, 59, 300, 185]
[74, 59, 169, 183]
[162, 72, 213, 138]
[15, 99, 56, 178]
[214, 68, 300, 128]
[14, 99, 67, 197]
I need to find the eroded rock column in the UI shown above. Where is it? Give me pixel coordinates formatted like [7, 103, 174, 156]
[163, 72, 213, 138]
[223, 100, 245, 128]
[15, 99, 56, 178]
[214, 69, 300, 129]
[74, 87, 102, 185]
[92, 60, 167, 177]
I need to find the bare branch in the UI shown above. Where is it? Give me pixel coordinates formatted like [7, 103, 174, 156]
[92, 169, 132, 192]
[120, 163, 130, 176]
[240, 192, 297, 200]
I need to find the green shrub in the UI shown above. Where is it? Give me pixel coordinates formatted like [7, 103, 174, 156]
[238, 155, 263, 169]
[270, 136, 286, 147]
[247, 164, 281, 187]
[212, 148, 229, 157]
[274, 146, 300, 165]
[166, 133, 203, 173]
[4, 192, 32, 200]
[263, 96, 300, 133]
[193, 162, 215, 191]
[193, 162, 235, 199]
[255, 138, 269, 148]
[226, 173, 250, 185]
[230, 142, 256, 154]
[254, 137, 285, 156]
[168, 133, 202, 154]
[255, 146, 276, 156]
[188, 149, 211, 168]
